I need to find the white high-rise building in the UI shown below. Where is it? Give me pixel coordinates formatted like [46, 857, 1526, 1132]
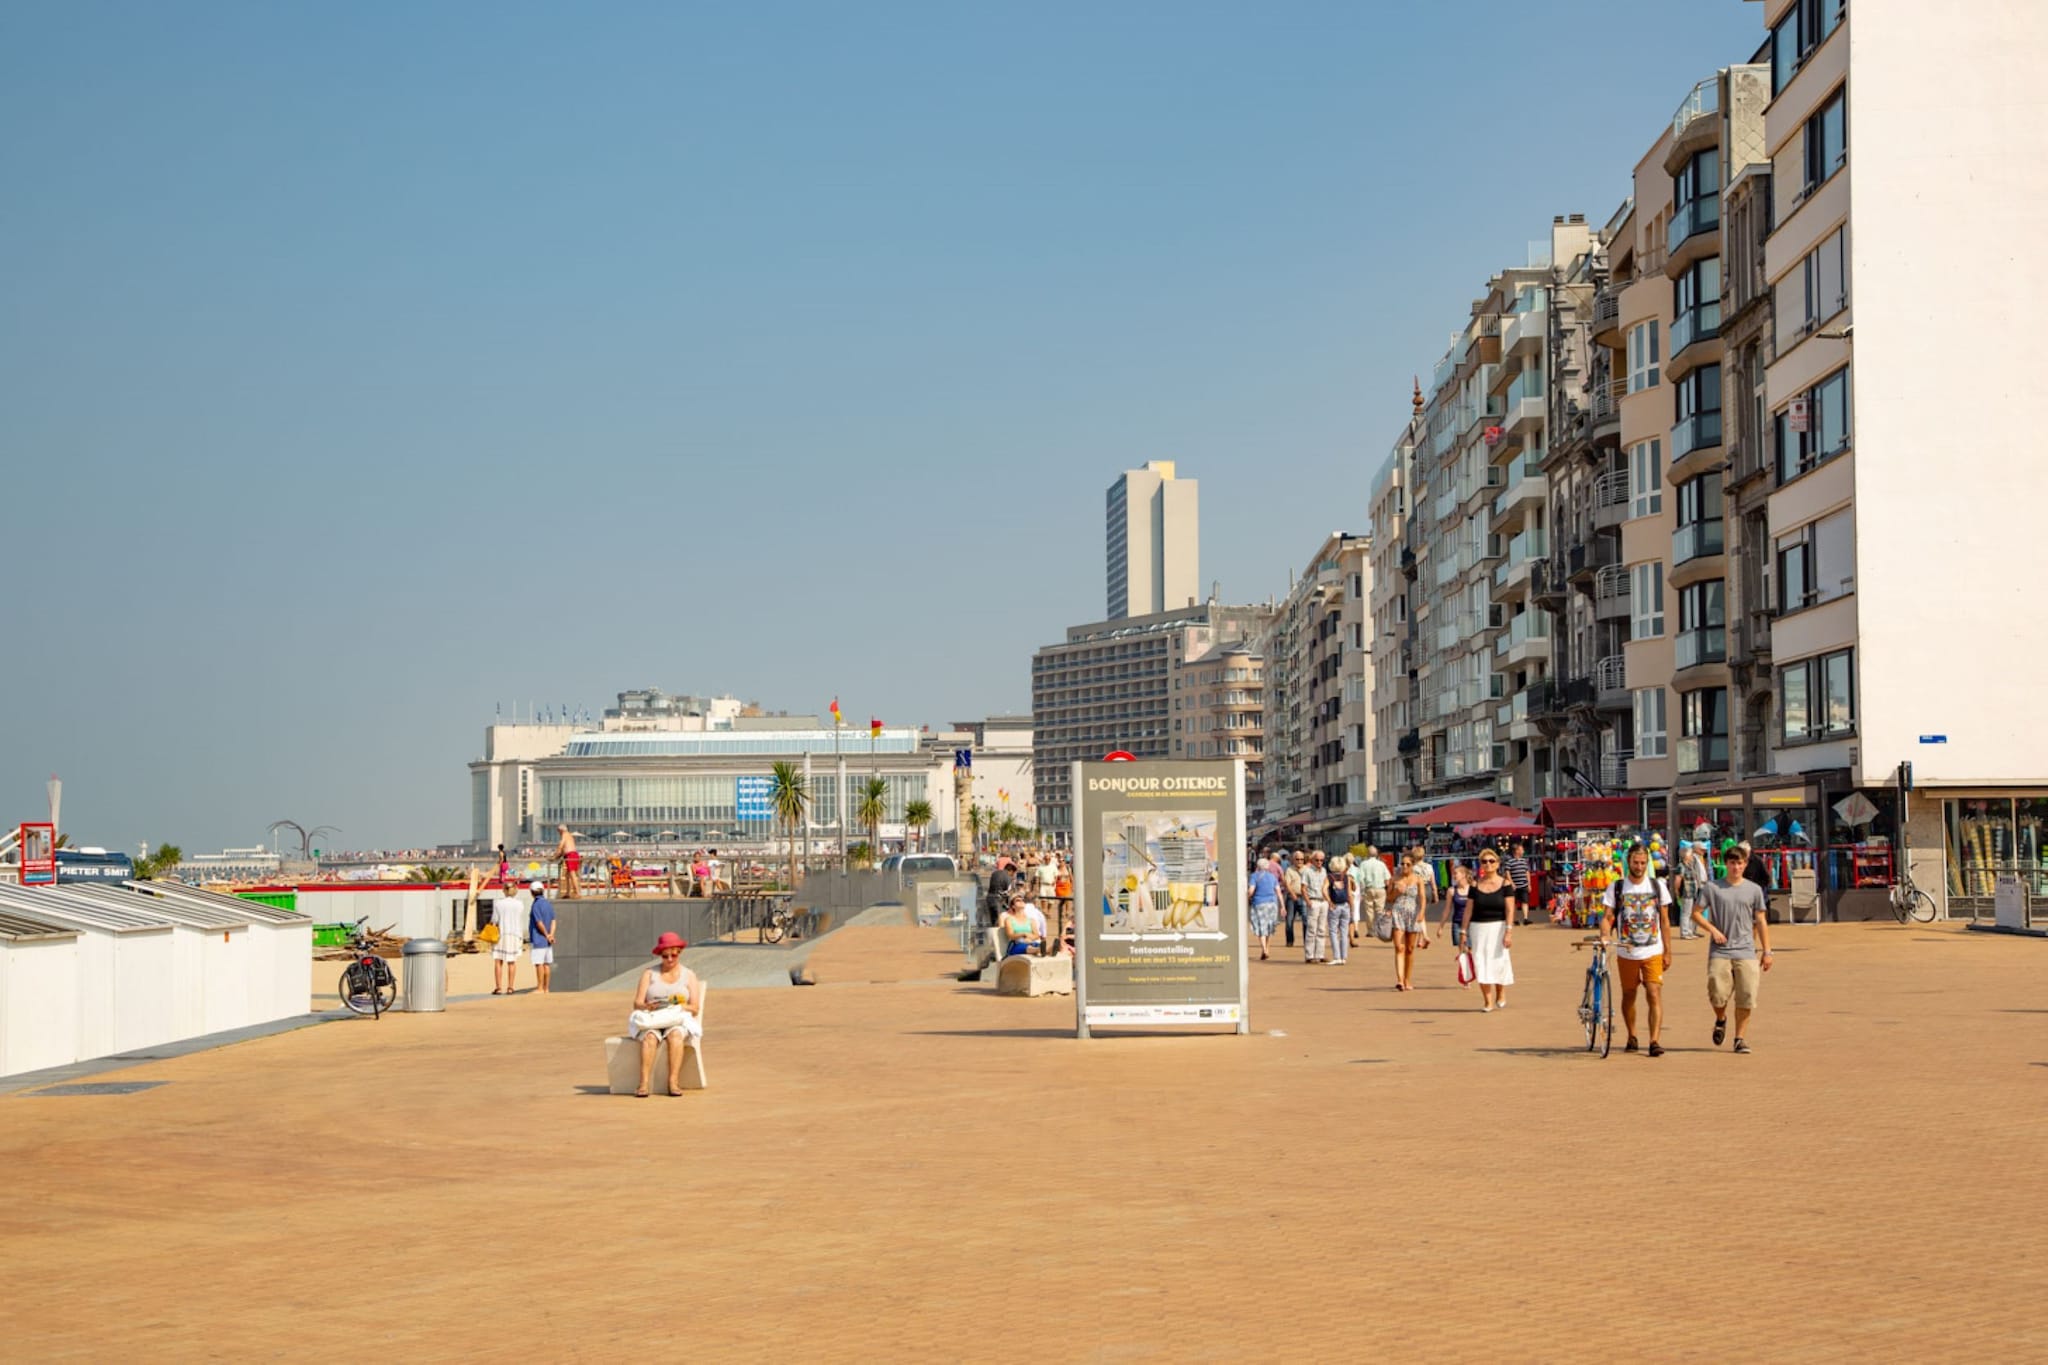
[1106, 461, 1200, 620]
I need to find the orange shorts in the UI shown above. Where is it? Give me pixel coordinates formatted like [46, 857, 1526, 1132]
[1618, 954, 1665, 987]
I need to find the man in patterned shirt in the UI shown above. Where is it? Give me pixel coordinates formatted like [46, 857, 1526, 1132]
[1599, 842, 1674, 1056]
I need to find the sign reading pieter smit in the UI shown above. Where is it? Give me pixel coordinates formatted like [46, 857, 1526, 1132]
[1071, 759, 1248, 1038]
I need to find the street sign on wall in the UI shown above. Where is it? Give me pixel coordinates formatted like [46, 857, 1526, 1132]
[1071, 760, 1247, 1038]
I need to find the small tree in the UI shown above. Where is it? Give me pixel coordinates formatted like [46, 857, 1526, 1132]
[846, 840, 875, 869]
[857, 777, 889, 853]
[769, 761, 811, 893]
[133, 843, 185, 880]
[904, 799, 934, 852]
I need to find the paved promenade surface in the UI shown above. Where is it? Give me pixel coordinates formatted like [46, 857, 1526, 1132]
[6, 920, 2044, 1361]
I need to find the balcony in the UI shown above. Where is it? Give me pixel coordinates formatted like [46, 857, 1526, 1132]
[1532, 558, 1568, 608]
[1673, 625, 1728, 672]
[1590, 468, 1630, 530]
[1590, 654, 1628, 711]
[1502, 302, 1546, 360]
[1492, 528, 1547, 596]
[1400, 547, 1417, 581]
[1667, 196, 1720, 266]
[1568, 536, 1617, 588]
[1490, 454, 1545, 531]
[1672, 409, 1724, 461]
[1528, 679, 1571, 731]
[1676, 733, 1731, 775]
[1668, 302, 1722, 373]
[1397, 729, 1421, 756]
[1669, 76, 1720, 144]
[1590, 287, 1623, 347]
[1672, 517, 1725, 566]
[1593, 563, 1630, 621]
[1495, 611, 1551, 667]
[1599, 749, 1635, 793]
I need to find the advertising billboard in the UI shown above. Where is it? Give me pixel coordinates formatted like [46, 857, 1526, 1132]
[18, 823, 56, 886]
[1070, 760, 1247, 1037]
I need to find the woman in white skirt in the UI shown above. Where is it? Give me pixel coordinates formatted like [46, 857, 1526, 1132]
[1460, 850, 1518, 1011]
[628, 932, 703, 1097]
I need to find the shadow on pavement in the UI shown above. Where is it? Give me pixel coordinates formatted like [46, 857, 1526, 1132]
[910, 1028, 1077, 1040]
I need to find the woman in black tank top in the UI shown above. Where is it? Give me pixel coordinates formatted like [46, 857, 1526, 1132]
[1461, 850, 1518, 1010]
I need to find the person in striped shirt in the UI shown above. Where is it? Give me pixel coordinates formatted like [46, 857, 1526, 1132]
[1504, 842, 1533, 925]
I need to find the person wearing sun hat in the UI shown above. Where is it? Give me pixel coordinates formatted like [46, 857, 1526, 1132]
[527, 880, 557, 993]
[628, 933, 703, 1097]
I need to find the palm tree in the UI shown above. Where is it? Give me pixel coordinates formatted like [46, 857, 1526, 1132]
[904, 799, 934, 852]
[769, 761, 810, 893]
[857, 777, 889, 854]
[997, 815, 1024, 846]
[967, 804, 990, 852]
[410, 864, 463, 884]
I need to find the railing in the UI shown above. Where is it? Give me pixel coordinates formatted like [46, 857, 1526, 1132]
[1673, 409, 1724, 458]
[1671, 75, 1720, 138]
[1592, 469, 1629, 513]
[1599, 750, 1634, 791]
[1593, 654, 1627, 694]
[1495, 612, 1551, 656]
[1506, 368, 1544, 406]
[1494, 528, 1547, 585]
[1674, 625, 1728, 670]
[1670, 301, 1722, 355]
[1676, 734, 1731, 775]
[1532, 558, 1566, 599]
[1497, 691, 1529, 728]
[1667, 195, 1720, 254]
[1589, 385, 1619, 423]
[1569, 538, 1617, 577]
[1594, 563, 1630, 608]
[1673, 517, 1726, 564]
[1591, 288, 1621, 334]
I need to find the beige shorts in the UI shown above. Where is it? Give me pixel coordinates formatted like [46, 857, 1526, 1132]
[1707, 958, 1760, 1011]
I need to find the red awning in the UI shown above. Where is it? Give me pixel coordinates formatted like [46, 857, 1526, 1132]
[1406, 798, 1525, 829]
[1536, 797, 1641, 829]
[1456, 817, 1545, 839]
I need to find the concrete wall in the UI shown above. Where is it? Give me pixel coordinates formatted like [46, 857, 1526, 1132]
[1849, 0, 2048, 788]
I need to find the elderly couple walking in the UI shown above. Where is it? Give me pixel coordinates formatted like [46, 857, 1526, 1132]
[1248, 849, 1372, 965]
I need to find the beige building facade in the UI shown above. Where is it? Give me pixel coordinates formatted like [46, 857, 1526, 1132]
[1258, 533, 1373, 847]
[1105, 460, 1200, 621]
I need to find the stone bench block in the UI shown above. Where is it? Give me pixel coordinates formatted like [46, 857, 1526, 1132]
[996, 954, 1073, 997]
[605, 1034, 707, 1093]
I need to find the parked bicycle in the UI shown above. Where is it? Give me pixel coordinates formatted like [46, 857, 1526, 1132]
[338, 918, 398, 1017]
[1572, 936, 1615, 1057]
[762, 900, 803, 944]
[1889, 860, 1936, 924]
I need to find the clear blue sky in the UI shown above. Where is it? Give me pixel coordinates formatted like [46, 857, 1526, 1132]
[0, 1, 1763, 854]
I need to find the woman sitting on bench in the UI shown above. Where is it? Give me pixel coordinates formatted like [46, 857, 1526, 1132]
[627, 932, 702, 1098]
[999, 894, 1044, 957]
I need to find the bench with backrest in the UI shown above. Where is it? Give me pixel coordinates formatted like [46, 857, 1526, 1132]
[604, 985, 708, 1093]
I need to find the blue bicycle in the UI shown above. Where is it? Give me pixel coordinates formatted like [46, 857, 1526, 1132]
[1573, 937, 1615, 1057]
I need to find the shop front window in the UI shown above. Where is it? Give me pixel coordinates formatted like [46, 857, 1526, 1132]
[1678, 805, 1745, 858]
[1946, 799, 2016, 902]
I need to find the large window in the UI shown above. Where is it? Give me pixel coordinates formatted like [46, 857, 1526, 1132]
[1675, 580, 1727, 669]
[1628, 321, 1661, 393]
[1774, 366, 1853, 483]
[1673, 257, 1722, 352]
[1804, 89, 1848, 196]
[1678, 687, 1730, 774]
[1775, 506, 1855, 613]
[1674, 363, 1723, 456]
[1629, 439, 1664, 519]
[1674, 474, 1724, 563]
[1773, 0, 1846, 95]
[1631, 562, 1666, 638]
[1634, 686, 1668, 759]
[1774, 225, 1848, 353]
[1781, 648, 1855, 742]
[1671, 148, 1721, 248]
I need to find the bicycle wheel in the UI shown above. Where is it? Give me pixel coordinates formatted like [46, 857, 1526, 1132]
[1890, 889, 1913, 925]
[1579, 969, 1598, 1050]
[339, 966, 376, 1015]
[1596, 971, 1615, 1058]
[1908, 888, 1937, 924]
[762, 911, 788, 945]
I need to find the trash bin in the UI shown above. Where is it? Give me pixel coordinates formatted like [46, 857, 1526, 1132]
[402, 938, 449, 1012]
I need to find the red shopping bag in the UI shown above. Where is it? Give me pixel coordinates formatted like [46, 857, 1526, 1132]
[1456, 948, 1476, 985]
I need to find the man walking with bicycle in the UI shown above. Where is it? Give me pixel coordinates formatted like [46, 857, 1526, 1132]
[1691, 844, 1773, 1054]
[1600, 843, 1674, 1057]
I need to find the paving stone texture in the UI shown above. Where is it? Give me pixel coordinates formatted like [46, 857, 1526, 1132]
[5, 920, 2044, 1361]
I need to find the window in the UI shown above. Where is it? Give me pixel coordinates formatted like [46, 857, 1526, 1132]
[1673, 257, 1722, 348]
[1804, 89, 1848, 195]
[1631, 562, 1665, 638]
[1674, 363, 1723, 456]
[1775, 506, 1855, 613]
[1634, 686, 1668, 759]
[1782, 648, 1856, 742]
[1675, 581, 1727, 668]
[1628, 321, 1661, 393]
[1773, 226, 1849, 353]
[1678, 687, 1730, 773]
[1772, 0, 1845, 95]
[1629, 439, 1664, 518]
[1672, 148, 1721, 243]
[1774, 366, 1853, 483]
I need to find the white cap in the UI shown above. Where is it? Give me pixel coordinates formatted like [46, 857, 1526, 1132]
[530, 880, 545, 893]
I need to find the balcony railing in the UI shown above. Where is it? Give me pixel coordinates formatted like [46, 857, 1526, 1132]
[1593, 654, 1627, 694]
[1494, 528, 1547, 586]
[1532, 558, 1567, 601]
[1667, 196, 1720, 254]
[1599, 749, 1634, 792]
[1676, 733, 1731, 775]
[1674, 625, 1728, 670]
[1591, 288, 1621, 335]
[1673, 409, 1724, 458]
[1670, 302, 1722, 356]
[1594, 563, 1630, 609]
[1671, 76, 1720, 139]
[1673, 517, 1726, 565]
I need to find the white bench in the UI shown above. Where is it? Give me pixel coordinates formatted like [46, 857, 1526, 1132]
[996, 953, 1073, 997]
[604, 986, 709, 1094]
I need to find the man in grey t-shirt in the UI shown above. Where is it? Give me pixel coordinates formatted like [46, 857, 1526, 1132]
[1689, 845, 1774, 1054]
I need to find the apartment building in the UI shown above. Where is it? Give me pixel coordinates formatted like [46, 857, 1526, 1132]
[1030, 599, 1275, 840]
[1259, 533, 1373, 847]
[1369, 425, 1413, 807]
[1105, 461, 1200, 621]
[1173, 640, 1269, 823]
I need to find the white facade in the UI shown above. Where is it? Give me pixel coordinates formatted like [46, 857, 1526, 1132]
[1105, 460, 1200, 620]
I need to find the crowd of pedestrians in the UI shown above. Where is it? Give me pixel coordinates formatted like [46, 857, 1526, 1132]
[1247, 837, 1774, 1052]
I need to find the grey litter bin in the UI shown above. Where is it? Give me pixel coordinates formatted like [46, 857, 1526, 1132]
[402, 938, 449, 1012]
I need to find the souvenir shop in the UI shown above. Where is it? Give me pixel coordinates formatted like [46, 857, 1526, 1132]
[1531, 797, 1659, 927]
[1664, 769, 1900, 921]
[1940, 792, 2048, 925]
